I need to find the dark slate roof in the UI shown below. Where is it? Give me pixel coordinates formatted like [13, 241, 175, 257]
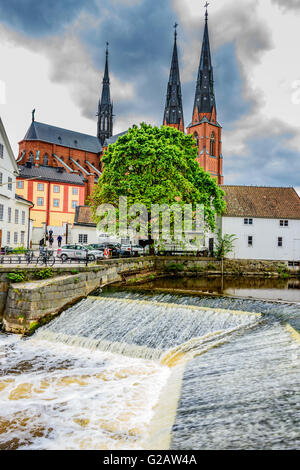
[193, 16, 216, 116]
[222, 186, 300, 219]
[74, 206, 96, 226]
[18, 165, 85, 186]
[104, 130, 128, 146]
[15, 194, 33, 206]
[163, 30, 184, 127]
[23, 121, 102, 154]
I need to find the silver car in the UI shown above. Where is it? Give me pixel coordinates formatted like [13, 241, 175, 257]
[58, 244, 104, 262]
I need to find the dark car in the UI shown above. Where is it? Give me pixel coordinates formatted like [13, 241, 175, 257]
[89, 243, 121, 258]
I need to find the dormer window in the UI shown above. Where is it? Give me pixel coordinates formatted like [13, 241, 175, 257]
[58, 136, 62, 143]
[74, 140, 78, 146]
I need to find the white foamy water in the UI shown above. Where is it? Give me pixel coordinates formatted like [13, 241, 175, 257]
[0, 292, 299, 450]
[0, 336, 171, 450]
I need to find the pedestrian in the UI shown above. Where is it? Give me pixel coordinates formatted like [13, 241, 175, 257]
[39, 238, 45, 255]
[49, 236, 54, 248]
[57, 235, 62, 248]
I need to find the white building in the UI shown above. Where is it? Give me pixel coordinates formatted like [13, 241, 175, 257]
[219, 186, 300, 262]
[0, 117, 33, 249]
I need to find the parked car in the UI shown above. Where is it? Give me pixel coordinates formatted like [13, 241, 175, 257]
[58, 245, 104, 262]
[89, 243, 121, 258]
[120, 244, 144, 257]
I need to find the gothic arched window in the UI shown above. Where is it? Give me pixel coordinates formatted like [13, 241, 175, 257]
[210, 132, 215, 156]
[43, 154, 48, 166]
[193, 132, 199, 148]
[28, 152, 34, 163]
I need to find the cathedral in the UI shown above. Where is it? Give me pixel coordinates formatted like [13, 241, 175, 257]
[163, 11, 223, 184]
[16, 8, 223, 224]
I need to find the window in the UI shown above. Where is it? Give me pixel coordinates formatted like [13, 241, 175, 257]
[193, 133, 199, 148]
[7, 232, 10, 244]
[248, 236, 253, 247]
[78, 234, 88, 244]
[54, 185, 60, 193]
[72, 187, 78, 195]
[38, 183, 44, 191]
[53, 199, 60, 208]
[280, 220, 289, 227]
[21, 231, 25, 245]
[210, 132, 215, 156]
[244, 218, 253, 225]
[0, 204, 3, 221]
[0, 143, 3, 158]
[72, 201, 78, 209]
[37, 198, 44, 206]
[0, 172, 2, 184]
[14, 232, 18, 244]
[43, 154, 48, 166]
[22, 211, 25, 225]
[8, 207, 11, 223]
[28, 152, 34, 163]
[8, 177, 12, 191]
[17, 181, 24, 189]
[15, 210, 19, 224]
[278, 237, 283, 247]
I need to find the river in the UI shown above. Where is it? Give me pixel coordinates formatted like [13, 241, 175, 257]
[0, 277, 299, 450]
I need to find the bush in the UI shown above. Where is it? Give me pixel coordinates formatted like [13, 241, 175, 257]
[166, 262, 185, 273]
[7, 272, 27, 283]
[12, 247, 27, 255]
[33, 268, 54, 280]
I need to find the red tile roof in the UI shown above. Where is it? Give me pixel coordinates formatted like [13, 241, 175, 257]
[222, 186, 300, 219]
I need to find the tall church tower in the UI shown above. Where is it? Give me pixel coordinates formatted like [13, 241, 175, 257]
[97, 43, 113, 145]
[163, 24, 184, 133]
[186, 7, 223, 184]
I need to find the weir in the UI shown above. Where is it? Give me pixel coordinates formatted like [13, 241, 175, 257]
[0, 291, 299, 450]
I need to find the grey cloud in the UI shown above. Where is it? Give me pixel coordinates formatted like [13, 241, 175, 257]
[272, 0, 300, 11]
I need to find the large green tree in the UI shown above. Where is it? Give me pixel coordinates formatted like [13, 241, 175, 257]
[90, 123, 225, 235]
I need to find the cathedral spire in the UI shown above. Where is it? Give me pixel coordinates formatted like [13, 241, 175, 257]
[193, 5, 216, 123]
[163, 23, 184, 133]
[97, 42, 113, 145]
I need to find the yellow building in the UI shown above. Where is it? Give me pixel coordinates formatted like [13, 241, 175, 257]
[16, 163, 85, 228]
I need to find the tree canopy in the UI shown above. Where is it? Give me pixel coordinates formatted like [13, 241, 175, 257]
[91, 123, 225, 231]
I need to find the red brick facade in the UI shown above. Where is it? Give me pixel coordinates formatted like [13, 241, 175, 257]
[17, 139, 103, 200]
[186, 106, 223, 185]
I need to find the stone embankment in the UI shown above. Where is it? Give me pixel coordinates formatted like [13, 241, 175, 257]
[0, 257, 298, 334]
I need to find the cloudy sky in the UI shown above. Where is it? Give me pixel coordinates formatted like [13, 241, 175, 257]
[0, 0, 299, 192]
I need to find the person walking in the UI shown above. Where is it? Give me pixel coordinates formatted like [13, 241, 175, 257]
[39, 238, 45, 255]
[49, 236, 54, 249]
[57, 235, 62, 248]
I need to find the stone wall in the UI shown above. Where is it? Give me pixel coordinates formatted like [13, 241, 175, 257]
[1, 257, 156, 334]
[155, 257, 298, 275]
[1, 255, 298, 334]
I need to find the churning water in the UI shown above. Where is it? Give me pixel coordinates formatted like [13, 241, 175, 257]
[0, 290, 299, 450]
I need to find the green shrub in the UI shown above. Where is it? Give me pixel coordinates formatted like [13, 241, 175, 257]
[33, 268, 54, 280]
[7, 272, 27, 283]
[207, 262, 217, 271]
[166, 262, 185, 273]
[12, 246, 27, 255]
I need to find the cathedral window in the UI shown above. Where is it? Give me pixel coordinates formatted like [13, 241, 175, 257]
[28, 152, 34, 163]
[193, 133, 199, 148]
[210, 132, 215, 156]
[43, 154, 48, 166]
